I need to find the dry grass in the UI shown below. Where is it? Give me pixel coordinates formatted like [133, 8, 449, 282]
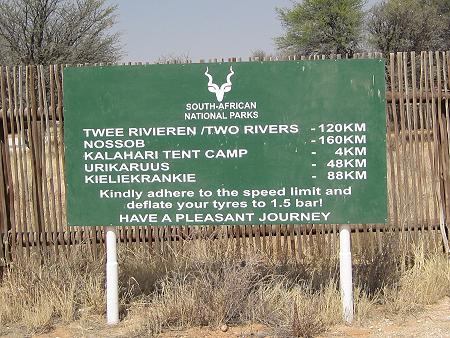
[0, 236, 449, 337]
[0, 250, 104, 334]
[384, 245, 450, 315]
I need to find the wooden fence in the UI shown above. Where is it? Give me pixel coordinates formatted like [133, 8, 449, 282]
[0, 51, 449, 265]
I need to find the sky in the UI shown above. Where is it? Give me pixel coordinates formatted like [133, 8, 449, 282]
[110, 0, 382, 63]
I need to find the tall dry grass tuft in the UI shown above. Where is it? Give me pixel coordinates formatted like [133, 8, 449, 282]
[0, 249, 104, 333]
[245, 280, 342, 338]
[384, 246, 450, 314]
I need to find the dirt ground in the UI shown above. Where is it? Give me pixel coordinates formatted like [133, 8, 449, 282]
[326, 296, 450, 338]
[1, 297, 450, 338]
[321, 297, 450, 338]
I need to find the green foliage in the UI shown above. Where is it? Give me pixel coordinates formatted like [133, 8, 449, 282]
[429, 0, 450, 50]
[367, 0, 446, 54]
[275, 0, 366, 55]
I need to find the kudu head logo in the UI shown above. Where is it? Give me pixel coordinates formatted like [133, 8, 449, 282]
[204, 66, 234, 102]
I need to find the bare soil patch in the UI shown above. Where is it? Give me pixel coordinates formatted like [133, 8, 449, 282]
[322, 297, 450, 338]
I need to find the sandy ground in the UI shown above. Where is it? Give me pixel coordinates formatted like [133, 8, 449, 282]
[323, 297, 450, 338]
[1, 297, 450, 338]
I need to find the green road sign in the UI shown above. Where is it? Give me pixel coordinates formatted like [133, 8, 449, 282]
[64, 60, 387, 226]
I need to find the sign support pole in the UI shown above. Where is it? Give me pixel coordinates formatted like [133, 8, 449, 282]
[339, 224, 354, 323]
[105, 226, 119, 325]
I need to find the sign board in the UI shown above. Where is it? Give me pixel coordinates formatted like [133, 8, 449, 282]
[64, 60, 387, 226]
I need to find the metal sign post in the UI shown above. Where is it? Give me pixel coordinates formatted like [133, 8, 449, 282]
[339, 224, 354, 323]
[105, 226, 119, 325]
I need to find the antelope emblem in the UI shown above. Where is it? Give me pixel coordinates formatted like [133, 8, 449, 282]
[204, 66, 234, 102]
